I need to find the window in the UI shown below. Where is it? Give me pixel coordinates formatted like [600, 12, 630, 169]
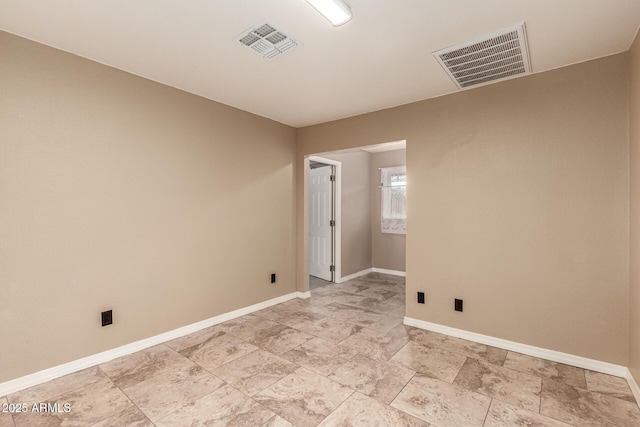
[380, 165, 406, 234]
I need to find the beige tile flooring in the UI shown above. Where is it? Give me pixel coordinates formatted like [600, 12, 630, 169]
[309, 275, 331, 290]
[2, 273, 639, 426]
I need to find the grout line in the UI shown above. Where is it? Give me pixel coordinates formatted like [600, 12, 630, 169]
[113, 379, 150, 425]
[387, 370, 417, 406]
[321, 388, 356, 423]
[481, 398, 493, 426]
[538, 378, 542, 414]
[450, 356, 469, 384]
[482, 397, 494, 426]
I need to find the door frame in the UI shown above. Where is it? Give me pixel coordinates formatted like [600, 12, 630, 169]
[308, 155, 342, 283]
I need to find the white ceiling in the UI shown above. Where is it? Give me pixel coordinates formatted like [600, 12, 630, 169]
[1, 1, 639, 127]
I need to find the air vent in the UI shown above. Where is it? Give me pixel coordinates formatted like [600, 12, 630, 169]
[433, 23, 531, 89]
[237, 22, 300, 60]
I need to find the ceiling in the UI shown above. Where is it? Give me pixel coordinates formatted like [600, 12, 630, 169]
[1, 1, 639, 128]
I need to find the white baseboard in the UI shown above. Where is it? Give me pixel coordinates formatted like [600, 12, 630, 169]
[0, 291, 301, 397]
[404, 317, 628, 378]
[336, 268, 406, 283]
[372, 268, 406, 277]
[297, 291, 311, 299]
[337, 268, 373, 283]
[627, 369, 640, 408]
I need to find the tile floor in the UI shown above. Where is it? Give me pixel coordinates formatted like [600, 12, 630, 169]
[309, 276, 331, 290]
[2, 273, 639, 426]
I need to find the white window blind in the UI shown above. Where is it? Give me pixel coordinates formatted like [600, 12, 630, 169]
[380, 165, 406, 234]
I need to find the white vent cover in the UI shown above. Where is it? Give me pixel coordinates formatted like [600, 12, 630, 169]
[433, 23, 531, 89]
[237, 22, 300, 60]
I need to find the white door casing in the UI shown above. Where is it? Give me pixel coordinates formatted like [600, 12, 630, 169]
[309, 165, 333, 281]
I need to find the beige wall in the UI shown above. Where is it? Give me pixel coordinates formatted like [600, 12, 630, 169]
[297, 54, 629, 364]
[629, 31, 640, 380]
[321, 151, 372, 277]
[0, 32, 296, 382]
[371, 149, 406, 272]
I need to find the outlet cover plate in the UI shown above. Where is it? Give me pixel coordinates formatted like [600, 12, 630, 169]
[101, 310, 113, 327]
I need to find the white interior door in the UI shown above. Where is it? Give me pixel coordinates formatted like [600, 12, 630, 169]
[309, 165, 333, 281]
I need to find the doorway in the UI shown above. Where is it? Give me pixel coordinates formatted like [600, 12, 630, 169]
[308, 156, 342, 284]
[304, 141, 406, 293]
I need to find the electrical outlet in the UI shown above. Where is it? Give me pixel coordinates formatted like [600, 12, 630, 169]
[454, 299, 463, 312]
[417, 292, 425, 304]
[271, 273, 276, 284]
[101, 310, 113, 327]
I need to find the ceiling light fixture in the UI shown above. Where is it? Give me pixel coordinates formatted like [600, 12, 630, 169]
[305, 0, 352, 26]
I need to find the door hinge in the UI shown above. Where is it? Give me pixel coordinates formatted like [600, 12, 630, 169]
[330, 220, 335, 227]
[330, 175, 336, 182]
[330, 265, 335, 272]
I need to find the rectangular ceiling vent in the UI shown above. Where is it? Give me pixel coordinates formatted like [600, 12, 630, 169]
[432, 23, 531, 89]
[237, 22, 300, 60]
